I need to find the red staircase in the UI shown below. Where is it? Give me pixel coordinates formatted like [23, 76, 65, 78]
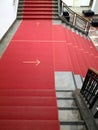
[0, 0, 98, 129]
[17, 0, 58, 19]
[0, 89, 60, 130]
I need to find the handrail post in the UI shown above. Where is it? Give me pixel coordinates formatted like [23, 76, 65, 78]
[58, 0, 63, 16]
[85, 22, 90, 35]
[73, 14, 77, 26]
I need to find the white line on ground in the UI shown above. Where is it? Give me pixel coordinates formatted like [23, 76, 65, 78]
[11, 40, 67, 43]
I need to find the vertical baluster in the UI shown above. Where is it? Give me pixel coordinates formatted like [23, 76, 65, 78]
[73, 14, 77, 26]
[87, 80, 95, 107]
[80, 69, 90, 95]
[90, 84, 98, 109]
[88, 81, 96, 108]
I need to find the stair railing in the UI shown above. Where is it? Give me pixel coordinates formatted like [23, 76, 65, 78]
[58, 0, 91, 35]
[80, 68, 98, 109]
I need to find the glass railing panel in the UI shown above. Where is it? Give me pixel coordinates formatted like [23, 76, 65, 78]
[75, 16, 87, 31]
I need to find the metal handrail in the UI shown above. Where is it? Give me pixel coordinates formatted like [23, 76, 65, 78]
[80, 68, 98, 109]
[58, 0, 91, 35]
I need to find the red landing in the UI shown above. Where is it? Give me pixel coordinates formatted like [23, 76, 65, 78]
[0, 20, 98, 130]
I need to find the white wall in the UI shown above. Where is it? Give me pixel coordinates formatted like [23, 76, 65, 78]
[91, 0, 98, 14]
[80, 0, 90, 6]
[73, 0, 81, 6]
[63, 0, 90, 7]
[63, 0, 73, 6]
[73, 0, 90, 6]
[0, 0, 19, 40]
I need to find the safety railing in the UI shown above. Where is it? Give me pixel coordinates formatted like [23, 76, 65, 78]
[58, 0, 91, 35]
[80, 68, 98, 109]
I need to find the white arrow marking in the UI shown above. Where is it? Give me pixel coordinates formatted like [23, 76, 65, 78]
[23, 59, 40, 66]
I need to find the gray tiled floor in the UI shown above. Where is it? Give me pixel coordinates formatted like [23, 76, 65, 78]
[60, 125, 86, 130]
[57, 99, 76, 108]
[55, 72, 76, 90]
[56, 91, 73, 98]
[58, 110, 81, 121]
[55, 71, 87, 130]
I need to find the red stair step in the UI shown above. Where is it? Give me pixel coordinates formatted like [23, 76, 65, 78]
[54, 43, 73, 71]
[23, 16, 52, 19]
[23, 8, 54, 11]
[0, 89, 55, 97]
[0, 96, 57, 106]
[67, 44, 82, 74]
[22, 12, 52, 15]
[74, 48, 87, 76]
[0, 120, 60, 130]
[24, 1, 52, 4]
[24, 0, 52, 1]
[23, 4, 52, 7]
[0, 106, 58, 120]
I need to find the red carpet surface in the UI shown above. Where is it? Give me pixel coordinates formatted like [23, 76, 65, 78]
[23, 0, 52, 19]
[0, 20, 98, 84]
[0, 20, 98, 130]
[0, 42, 54, 89]
[17, 20, 97, 77]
